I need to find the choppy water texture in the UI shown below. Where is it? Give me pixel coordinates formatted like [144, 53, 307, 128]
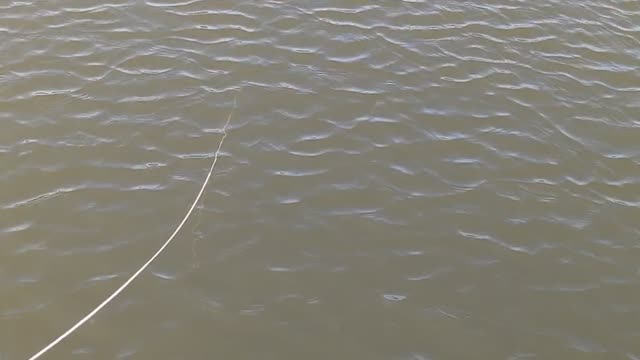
[1, 0, 640, 359]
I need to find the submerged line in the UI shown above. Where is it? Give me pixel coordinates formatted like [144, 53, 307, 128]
[28, 96, 238, 360]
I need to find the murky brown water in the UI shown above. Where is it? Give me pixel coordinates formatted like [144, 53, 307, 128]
[2, 0, 640, 359]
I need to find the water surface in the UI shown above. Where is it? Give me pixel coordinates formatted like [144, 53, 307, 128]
[1, 0, 640, 359]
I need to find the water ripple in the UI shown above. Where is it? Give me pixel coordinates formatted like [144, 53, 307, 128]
[2, 0, 640, 358]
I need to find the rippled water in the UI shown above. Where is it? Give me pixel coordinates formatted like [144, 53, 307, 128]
[1, 0, 640, 359]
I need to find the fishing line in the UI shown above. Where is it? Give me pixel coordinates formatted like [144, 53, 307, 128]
[28, 95, 238, 360]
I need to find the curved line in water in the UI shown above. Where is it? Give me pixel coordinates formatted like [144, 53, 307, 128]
[27, 95, 238, 360]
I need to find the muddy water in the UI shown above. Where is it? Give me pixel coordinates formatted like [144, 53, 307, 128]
[1, 0, 640, 359]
